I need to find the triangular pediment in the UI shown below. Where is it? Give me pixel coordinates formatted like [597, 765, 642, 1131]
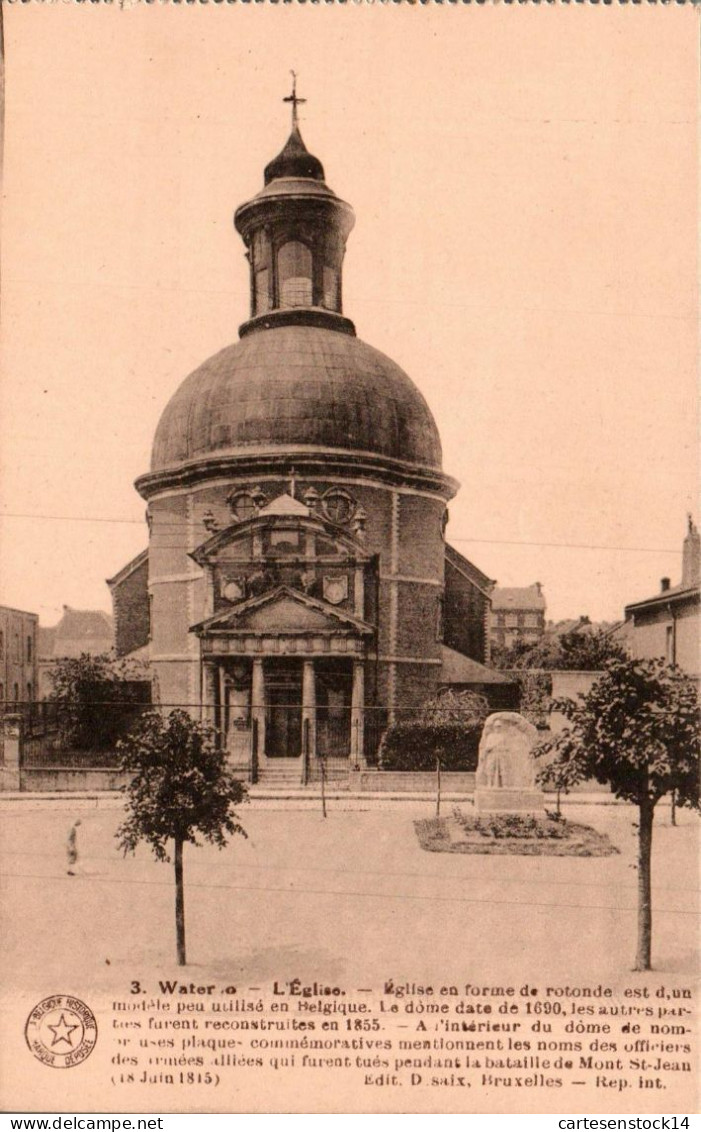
[258, 492, 310, 517]
[191, 585, 373, 636]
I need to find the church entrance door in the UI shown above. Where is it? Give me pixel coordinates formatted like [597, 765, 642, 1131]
[265, 660, 302, 758]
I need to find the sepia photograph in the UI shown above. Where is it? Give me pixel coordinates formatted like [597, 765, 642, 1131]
[0, 2, 698, 1117]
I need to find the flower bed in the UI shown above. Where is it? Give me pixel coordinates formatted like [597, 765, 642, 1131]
[415, 808, 618, 856]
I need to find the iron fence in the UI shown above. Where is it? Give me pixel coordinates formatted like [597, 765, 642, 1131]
[2, 698, 496, 776]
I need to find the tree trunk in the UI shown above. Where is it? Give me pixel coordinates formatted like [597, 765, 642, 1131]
[633, 800, 654, 971]
[174, 837, 186, 966]
[670, 789, 676, 827]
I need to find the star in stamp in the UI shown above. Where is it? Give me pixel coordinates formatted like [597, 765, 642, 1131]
[25, 995, 98, 1069]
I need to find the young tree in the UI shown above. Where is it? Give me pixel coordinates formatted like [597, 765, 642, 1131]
[536, 733, 585, 818]
[116, 709, 247, 966]
[492, 626, 626, 673]
[557, 628, 627, 671]
[421, 691, 490, 817]
[534, 657, 699, 970]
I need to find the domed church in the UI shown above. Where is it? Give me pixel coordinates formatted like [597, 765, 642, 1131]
[109, 87, 515, 779]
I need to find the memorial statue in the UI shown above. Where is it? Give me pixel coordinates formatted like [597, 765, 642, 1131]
[476, 712, 539, 790]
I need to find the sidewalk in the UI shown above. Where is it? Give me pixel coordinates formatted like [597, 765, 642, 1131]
[0, 786, 629, 809]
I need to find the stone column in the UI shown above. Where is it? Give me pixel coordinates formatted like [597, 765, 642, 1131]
[2, 714, 23, 791]
[202, 662, 218, 728]
[251, 658, 266, 760]
[350, 660, 366, 767]
[218, 666, 228, 740]
[302, 659, 316, 761]
[354, 567, 365, 618]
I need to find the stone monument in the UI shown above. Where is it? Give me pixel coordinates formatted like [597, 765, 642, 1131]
[474, 712, 545, 813]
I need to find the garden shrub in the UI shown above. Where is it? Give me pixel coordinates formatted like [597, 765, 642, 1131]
[378, 720, 481, 771]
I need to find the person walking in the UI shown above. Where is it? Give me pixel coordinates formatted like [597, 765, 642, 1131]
[66, 818, 82, 876]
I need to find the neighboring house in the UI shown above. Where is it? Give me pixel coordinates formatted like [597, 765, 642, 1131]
[37, 606, 114, 698]
[623, 517, 700, 676]
[603, 619, 635, 652]
[548, 616, 616, 636]
[0, 605, 39, 708]
[490, 583, 546, 650]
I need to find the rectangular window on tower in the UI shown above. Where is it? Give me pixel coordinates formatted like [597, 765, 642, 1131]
[278, 241, 313, 308]
[322, 267, 338, 311]
[255, 268, 270, 315]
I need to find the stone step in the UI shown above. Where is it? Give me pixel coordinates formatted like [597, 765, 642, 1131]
[256, 761, 351, 787]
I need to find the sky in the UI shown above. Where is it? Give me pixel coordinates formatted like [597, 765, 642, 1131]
[0, 4, 697, 628]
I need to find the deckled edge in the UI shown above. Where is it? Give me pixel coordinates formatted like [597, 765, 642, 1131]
[3, 0, 700, 7]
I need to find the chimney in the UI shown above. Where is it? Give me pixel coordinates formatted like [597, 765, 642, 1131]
[660, 577, 671, 592]
[682, 515, 700, 586]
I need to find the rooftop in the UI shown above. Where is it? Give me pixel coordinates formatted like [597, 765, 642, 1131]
[440, 646, 516, 685]
[492, 585, 546, 612]
[38, 607, 114, 659]
[146, 326, 444, 479]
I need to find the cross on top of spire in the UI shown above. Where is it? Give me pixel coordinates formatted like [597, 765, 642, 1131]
[283, 71, 306, 129]
[262, 73, 325, 186]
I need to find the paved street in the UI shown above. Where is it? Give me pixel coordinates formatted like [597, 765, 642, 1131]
[1, 798, 697, 994]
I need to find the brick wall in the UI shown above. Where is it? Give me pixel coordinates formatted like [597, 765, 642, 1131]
[444, 557, 489, 663]
[112, 556, 150, 657]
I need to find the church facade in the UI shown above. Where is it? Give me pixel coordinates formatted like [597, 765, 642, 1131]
[113, 98, 514, 776]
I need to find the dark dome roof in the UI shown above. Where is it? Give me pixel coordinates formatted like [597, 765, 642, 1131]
[264, 126, 325, 185]
[151, 326, 442, 474]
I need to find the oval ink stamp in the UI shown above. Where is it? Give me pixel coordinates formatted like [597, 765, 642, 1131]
[25, 995, 98, 1068]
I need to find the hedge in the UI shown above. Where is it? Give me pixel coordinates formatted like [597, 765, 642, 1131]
[378, 720, 481, 772]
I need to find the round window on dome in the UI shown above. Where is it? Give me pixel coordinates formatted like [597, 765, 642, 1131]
[322, 489, 356, 525]
[229, 491, 259, 522]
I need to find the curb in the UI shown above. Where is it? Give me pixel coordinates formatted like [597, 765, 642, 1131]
[0, 789, 628, 808]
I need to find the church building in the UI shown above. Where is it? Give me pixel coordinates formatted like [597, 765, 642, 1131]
[111, 92, 515, 778]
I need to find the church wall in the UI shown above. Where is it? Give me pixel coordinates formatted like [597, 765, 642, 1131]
[184, 478, 395, 556]
[376, 580, 394, 656]
[444, 557, 490, 664]
[349, 483, 393, 563]
[149, 496, 190, 576]
[396, 494, 445, 581]
[145, 474, 454, 718]
[154, 659, 197, 711]
[393, 662, 440, 712]
[111, 557, 150, 658]
[150, 582, 193, 653]
[147, 491, 204, 714]
[395, 581, 442, 659]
